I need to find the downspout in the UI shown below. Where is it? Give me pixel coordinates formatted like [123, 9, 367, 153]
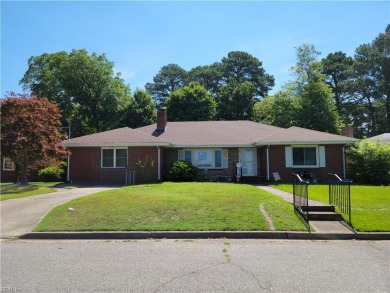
[266, 144, 270, 181]
[66, 121, 71, 183]
[343, 145, 346, 179]
[67, 153, 70, 183]
[157, 145, 161, 181]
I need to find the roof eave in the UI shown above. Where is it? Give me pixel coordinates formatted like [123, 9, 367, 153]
[62, 142, 172, 148]
[169, 143, 257, 148]
[255, 140, 358, 146]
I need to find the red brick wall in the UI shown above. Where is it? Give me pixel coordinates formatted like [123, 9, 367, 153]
[157, 109, 167, 130]
[261, 145, 345, 183]
[0, 169, 17, 183]
[164, 148, 264, 181]
[68, 146, 160, 185]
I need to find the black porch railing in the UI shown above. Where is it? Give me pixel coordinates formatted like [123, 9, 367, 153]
[292, 173, 309, 220]
[328, 173, 352, 224]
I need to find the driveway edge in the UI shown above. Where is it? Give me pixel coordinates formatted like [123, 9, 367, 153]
[18, 231, 390, 241]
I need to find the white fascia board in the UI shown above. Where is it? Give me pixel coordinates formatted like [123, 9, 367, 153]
[63, 142, 171, 147]
[254, 140, 358, 146]
[169, 143, 256, 148]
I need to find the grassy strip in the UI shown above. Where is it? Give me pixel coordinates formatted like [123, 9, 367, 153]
[0, 182, 62, 201]
[34, 182, 307, 232]
[271, 184, 390, 232]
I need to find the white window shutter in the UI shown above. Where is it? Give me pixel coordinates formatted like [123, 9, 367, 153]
[178, 150, 184, 161]
[222, 149, 229, 168]
[319, 146, 326, 167]
[285, 146, 292, 168]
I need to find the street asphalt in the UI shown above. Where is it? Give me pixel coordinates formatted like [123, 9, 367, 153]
[1, 239, 389, 292]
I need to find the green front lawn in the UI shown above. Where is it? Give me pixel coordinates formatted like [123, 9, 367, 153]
[271, 184, 390, 232]
[35, 182, 307, 232]
[0, 182, 61, 201]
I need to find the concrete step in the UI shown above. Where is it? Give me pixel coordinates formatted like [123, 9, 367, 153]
[307, 211, 343, 221]
[301, 205, 335, 212]
[310, 221, 354, 234]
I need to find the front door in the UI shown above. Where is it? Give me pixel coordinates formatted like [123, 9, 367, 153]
[239, 148, 257, 176]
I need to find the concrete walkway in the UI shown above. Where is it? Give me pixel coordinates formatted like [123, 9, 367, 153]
[1, 187, 118, 238]
[254, 185, 354, 234]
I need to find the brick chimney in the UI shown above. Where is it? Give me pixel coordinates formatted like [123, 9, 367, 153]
[157, 108, 167, 131]
[341, 126, 354, 138]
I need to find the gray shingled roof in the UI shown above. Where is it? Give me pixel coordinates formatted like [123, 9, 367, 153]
[258, 126, 358, 145]
[62, 127, 170, 147]
[63, 122, 358, 147]
[368, 133, 390, 144]
[136, 121, 285, 146]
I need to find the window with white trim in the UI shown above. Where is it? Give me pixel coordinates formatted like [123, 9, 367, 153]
[3, 157, 15, 171]
[101, 148, 128, 168]
[285, 146, 326, 168]
[293, 147, 317, 166]
[179, 149, 228, 169]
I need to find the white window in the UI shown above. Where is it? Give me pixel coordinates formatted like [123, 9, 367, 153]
[101, 148, 128, 168]
[178, 149, 228, 169]
[285, 146, 326, 168]
[3, 157, 15, 171]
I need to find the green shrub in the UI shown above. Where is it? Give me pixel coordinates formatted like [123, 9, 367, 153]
[38, 162, 66, 182]
[165, 160, 198, 182]
[348, 140, 390, 185]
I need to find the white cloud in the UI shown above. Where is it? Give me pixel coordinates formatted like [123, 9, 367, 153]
[114, 68, 136, 80]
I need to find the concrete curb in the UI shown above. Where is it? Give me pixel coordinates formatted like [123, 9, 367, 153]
[17, 231, 390, 241]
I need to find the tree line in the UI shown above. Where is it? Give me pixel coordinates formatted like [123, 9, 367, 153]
[18, 25, 389, 138]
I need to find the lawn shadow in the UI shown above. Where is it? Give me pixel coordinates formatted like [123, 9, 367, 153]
[1, 184, 39, 194]
[294, 208, 311, 232]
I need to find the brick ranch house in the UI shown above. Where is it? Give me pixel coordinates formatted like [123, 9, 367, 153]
[60, 109, 358, 185]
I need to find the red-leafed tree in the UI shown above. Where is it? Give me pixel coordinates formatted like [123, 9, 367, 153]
[1, 93, 67, 185]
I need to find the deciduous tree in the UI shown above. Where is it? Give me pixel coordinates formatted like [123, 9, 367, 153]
[1, 93, 67, 185]
[348, 140, 390, 185]
[217, 78, 256, 120]
[291, 44, 340, 133]
[252, 83, 300, 128]
[165, 82, 216, 121]
[121, 89, 157, 128]
[20, 49, 131, 137]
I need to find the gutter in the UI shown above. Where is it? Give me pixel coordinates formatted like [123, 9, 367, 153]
[169, 143, 257, 148]
[62, 142, 171, 148]
[254, 140, 359, 146]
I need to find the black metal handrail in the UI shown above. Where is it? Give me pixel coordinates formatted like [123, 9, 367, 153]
[292, 173, 309, 220]
[328, 173, 352, 224]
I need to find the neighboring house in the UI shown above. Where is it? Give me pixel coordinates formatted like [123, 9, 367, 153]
[368, 133, 390, 144]
[62, 109, 358, 185]
[0, 156, 47, 183]
[0, 156, 17, 183]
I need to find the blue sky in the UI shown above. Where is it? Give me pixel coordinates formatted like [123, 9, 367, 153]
[1, 1, 389, 98]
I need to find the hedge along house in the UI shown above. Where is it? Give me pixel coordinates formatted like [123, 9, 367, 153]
[62, 109, 358, 185]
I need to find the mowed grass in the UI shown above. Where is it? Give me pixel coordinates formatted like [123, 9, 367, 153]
[271, 184, 390, 232]
[34, 182, 307, 232]
[0, 182, 61, 201]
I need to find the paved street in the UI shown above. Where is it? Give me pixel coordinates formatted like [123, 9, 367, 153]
[1, 187, 118, 237]
[1, 239, 389, 292]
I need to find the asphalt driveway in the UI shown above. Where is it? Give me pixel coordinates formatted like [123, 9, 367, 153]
[1, 187, 118, 238]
